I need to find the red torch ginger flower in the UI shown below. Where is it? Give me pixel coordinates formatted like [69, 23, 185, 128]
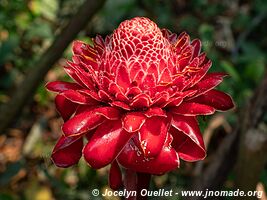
[46, 17, 234, 189]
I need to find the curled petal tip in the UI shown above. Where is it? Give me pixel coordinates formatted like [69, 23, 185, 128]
[51, 136, 83, 168]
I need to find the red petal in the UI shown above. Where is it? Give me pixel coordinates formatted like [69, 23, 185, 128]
[170, 102, 215, 116]
[109, 160, 123, 190]
[171, 115, 206, 161]
[82, 43, 98, 60]
[65, 62, 96, 90]
[83, 120, 133, 169]
[74, 70, 96, 90]
[152, 92, 169, 107]
[162, 28, 177, 44]
[190, 72, 227, 97]
[70, 58, 96, 80]
[179, 46, 193, 71]
[72, 54, 98, 70]
[116, 65, 131, 91]
[144, 107, 167, 118]
[122, 112, 146, 132]
[79, 89, 101, 101]
[130, 94, 151, 108]
[98, 90, 112, 102]
[129, 62, 143, 81]
[99, 75, 111, 91]
[192, 89, 235, 111]
[125, 87, 142, 98]
[172, 76, 187, 91]
[73, 40, 97, 59]
[111, 101, 131, 110]
[115, 92, 129, 102]
[198, 52, 207, 66]
[158, 59, 167, 73]
[141, 74, 156, 89]
[191, 39, 201, 59]
[170, 126, 206, 161]
[62, 113, 104, 137]
[189, 57, 199, 68]
[184, 60, 212, 89]
[94, 106, 121, 120]
[51, 135, 83, 168]
[62, 106, 120, 136]
[175, 32, 190, 53]
[61, 90, 97, 105]
[72, 40, 84, 55]
[147, 63, 159, 79]
[133, 70, 145, 86]
[139, 116, 170, 157]
[55, 94, 78, 121]
[64, 66, 83, 86]
[46, 81, 81, 93]
[159, 68, 172, 84]
[108, 82, 125, 98]
[93, 35, 105, 55]
[165, 96, 183, 107]
[117, 134, 179, 175]
[181, 89, 198, 98]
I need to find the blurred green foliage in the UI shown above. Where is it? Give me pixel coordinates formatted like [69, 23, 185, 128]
[0, 0, 266, 199]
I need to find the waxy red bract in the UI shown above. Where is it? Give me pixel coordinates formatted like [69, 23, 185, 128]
[46, 17, 234, 189]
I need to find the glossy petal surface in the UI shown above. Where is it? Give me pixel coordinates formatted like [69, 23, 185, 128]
[171, 115, 206, 161]
[51, 135, 83, 167]
[109, 161, 123, 190]
[139, 116, 169, 157]
[170, 102, 215, 116]
[62, 106, 121, 137]
[55, 94, 78, 121]
[122, 112, 146, 132]
[117, 134, 179, 175]
[83, 120, 133, 169]
[192, 89, 235, 111]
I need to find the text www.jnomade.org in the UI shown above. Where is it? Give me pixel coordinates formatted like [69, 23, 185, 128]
[91, 188, 263, 199]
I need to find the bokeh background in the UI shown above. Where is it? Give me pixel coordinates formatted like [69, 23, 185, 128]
[0, 0, 267, 199]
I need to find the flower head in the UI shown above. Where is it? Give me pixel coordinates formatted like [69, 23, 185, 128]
[46, 17, 234, 189]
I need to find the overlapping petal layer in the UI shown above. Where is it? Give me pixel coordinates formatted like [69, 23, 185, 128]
[46, 17, 234, 188]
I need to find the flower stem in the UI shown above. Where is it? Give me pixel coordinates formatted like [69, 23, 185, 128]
[124, 169, 151, 200]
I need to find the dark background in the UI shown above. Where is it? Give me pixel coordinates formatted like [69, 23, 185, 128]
[0, 0, 266, 199]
